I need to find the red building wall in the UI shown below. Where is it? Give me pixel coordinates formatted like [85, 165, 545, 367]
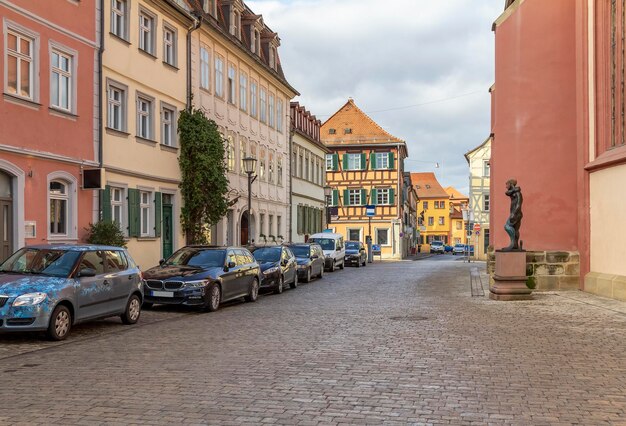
[491, 0, 579, 252]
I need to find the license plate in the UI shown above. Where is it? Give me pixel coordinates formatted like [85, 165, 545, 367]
[151, 291, 173, 298]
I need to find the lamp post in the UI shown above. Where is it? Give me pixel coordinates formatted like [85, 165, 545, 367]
[242, 156, 257, 246]
[323, 185, 332, 230]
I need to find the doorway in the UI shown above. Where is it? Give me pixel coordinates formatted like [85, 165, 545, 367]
[0, 171, 13, 261]
[240, 211, 249, 246]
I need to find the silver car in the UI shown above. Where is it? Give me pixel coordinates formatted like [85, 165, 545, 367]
[0, 245, 143, 340]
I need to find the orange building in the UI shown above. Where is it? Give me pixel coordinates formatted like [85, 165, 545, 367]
[412, 173, 450, 248]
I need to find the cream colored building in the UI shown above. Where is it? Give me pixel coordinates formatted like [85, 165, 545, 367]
[101, 0, 193, 268]
[464, 136, 491, 260]
[290, 102, 328, 243]
[189, 0, 298, 247]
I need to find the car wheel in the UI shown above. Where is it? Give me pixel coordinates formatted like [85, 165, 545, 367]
[356, 260, 361, 268]
[274, 275, 284, 295]
[304, 267, 311, 283]
[205, 283, 221, 312]
[330, 261, 335, 272]
[339, 260, 345, 270]
[121, 294, 142, 325]
[245, 278, 259, 302]
[47, 304, 72, 341]
[290, 273, 298, 289]
[318, 266, 324, 279]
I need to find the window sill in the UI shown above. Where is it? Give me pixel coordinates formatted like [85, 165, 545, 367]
[106, 127, 130, 138]
[3, 92, 41, 110]
[49, 107, 78, 120]
[136, 135, 157, 146]
[136, 237, 158, 241]
[199, 87, 211, 95]
[48, 236, 78, 242]
[585, 144, 626, 171]
[109, 32, 131, 45]
[163, 61, 179, 71]
[160, 144, 178, 153]
[138, 48, 157, 60]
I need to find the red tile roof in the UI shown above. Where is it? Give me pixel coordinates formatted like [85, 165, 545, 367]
[411, 172, 449, 199]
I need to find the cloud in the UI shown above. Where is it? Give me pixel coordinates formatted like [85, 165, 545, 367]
[248, 0, 502, 194]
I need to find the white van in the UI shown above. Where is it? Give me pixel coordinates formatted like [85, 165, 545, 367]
[308, 232, 345, 272]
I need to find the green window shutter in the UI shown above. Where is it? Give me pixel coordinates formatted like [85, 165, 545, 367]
[332, 189, 338, 206]
[154, 192, 162, 237]
[389, 152, 395, 169]
[127, 188, 140, 237]
[360, 189, 366, 206]
[297, 206, 303, 234]
[102, 185, 112, 222]
[332, 154, 339, 171]
[389, 188, 395, 205]
[342, 154, 348, 170]
[360, 153, 366, 170]
[370, 153, 377, 170]
[343, 189, 350, 206]
[371, 188, 378, 206]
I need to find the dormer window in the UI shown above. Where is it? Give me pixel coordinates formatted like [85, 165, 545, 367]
[269, 46, 276, 69]
[344, 128, 352, 134]
[203, 0, 216, 17]
[231, 10, 241, 38]
[329, 128, 336, 134]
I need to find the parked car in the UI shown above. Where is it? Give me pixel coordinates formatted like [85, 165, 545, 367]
[142, 246, 260, 311]
[308, 233, 345, 271]
[0, 244, 143, 341]
[345, 241, 367, 267]
[452, 244, 475, 255]
[285, 243, 325, 282]
[444, 245, 454, 253]
[429, 241, 445, 254]
[252, 246, 297, 294]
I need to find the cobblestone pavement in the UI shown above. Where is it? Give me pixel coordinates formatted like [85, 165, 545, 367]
[1, 258, 625, 425]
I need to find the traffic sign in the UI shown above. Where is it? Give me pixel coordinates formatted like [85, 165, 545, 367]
[473, 223, 481, 231]
[365, 205, 376, 217]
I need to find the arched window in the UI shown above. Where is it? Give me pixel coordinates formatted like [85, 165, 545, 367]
[49, 180, 68, 235]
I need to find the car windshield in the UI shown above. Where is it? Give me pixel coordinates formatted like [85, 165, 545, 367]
[455, 244, 465, 248]
[309, 238, 335, 251]
[431, 241, 443, 246]
[253, 247, 281, 262]
[345, 242, 359, 250]
[0, 248, 81, 277]
[290, 246, 310, 258]
[164, 248, 226, 268]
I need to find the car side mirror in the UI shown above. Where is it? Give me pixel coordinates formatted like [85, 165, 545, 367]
[159, 258, 165, 266]
[78, 268, 97, 277]
[228, 261, 236, 269]
[281, 259, 288, 266]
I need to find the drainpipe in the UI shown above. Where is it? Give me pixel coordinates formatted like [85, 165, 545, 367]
[288, 124, 294, 242]
[186, 16, 202, 111]
[97, 0, 105, 220]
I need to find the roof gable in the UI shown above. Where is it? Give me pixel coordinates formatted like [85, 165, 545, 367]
[410, 172, 449, 199]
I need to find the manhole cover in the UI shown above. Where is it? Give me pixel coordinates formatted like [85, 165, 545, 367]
[389, 315, 428, 322]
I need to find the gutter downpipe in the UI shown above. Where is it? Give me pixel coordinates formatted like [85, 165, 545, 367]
[288, 124, 294, 242]
[186, 15, 202, 111]
[98, 0, 105, 220]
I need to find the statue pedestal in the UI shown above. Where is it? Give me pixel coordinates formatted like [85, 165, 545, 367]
[490, 250, 533, 301]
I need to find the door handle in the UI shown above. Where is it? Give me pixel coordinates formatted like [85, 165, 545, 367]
[103, 280, 110, 286]
[128, 274, 134, 280]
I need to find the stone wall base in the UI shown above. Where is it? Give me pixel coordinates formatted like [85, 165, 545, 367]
[584, 272, 626, 301]
[487, 250, 580, 291]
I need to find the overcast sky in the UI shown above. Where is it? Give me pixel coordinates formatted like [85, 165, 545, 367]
[248, 0, 503, 194]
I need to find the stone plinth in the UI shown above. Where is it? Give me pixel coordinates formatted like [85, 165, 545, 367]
[490, 250, 533, 301]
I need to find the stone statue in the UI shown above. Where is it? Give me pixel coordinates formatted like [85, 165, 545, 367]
[502, 178, 523, 251]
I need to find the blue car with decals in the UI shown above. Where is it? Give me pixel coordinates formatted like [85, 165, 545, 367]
[0, 245, 143, 340]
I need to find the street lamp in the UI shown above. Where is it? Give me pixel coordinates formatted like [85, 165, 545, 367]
[243, 156, 257, 246]
[323, 185, 332, 230]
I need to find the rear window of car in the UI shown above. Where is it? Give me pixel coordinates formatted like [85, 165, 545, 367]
[79, 251, 105, 275]
[431, 241, 443, 246]
[104, 250, 128, 272]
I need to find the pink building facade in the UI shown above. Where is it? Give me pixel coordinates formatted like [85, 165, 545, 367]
[0, 0, 99, 261]
[490, 0, 626, 301]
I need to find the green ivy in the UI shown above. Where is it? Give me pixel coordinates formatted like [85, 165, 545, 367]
[178, 107, 229, 245]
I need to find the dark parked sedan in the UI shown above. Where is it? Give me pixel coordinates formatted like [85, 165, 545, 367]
[285, 243, 325, 282]
[142, 246, 260, 311]
[252, 246, 297, 294]
[345, 241, 367, 267]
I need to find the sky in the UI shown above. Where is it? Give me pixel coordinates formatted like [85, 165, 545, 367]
[247, 0, 503, 194]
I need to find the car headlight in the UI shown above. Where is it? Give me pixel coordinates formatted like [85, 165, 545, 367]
[264, 266, 280, 275]
[297, 264, 308, 269]
[13, 292, 47, 306]
[184, 280, 208, 288]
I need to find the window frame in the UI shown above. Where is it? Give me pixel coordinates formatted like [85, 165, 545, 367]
[160, 102, 177, 147]
[376, 227, 390, 246]
[483, 194, 490, 212]
[138, 8, 157, 56]
[259, 87, 267, 123]
[199, 45, 210, 91]
[214, 55, 224, 98]
[239, 72, 247, 111]
[276, 98, 283, 133]
[47, 172, 77, 241]
[111, 0, 130, 40]
[250, 80, 258, 117]
[348, 189, 361, 206]
[4, 22, 39, 102]
[376, 188, 390, 205]
[374, 152, 389, 170]
[106, 79, 128, 132]
[347, 153, 361, 170]
[136, 92, 154, 140]
[268, 93, 275, 128]
[139, 189, 153, 237]
[110, 185, 128, 236]
[162, 23, 177, 67]
[49, 42, 77, 113]
[227, 63, 236, 104]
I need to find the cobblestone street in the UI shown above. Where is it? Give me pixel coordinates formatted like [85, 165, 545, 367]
[1, 257, 625, 425]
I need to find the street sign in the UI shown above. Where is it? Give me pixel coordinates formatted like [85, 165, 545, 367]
[473, 223, 481, 231]
[475, 230, 480, 236]
[365, 205, 376, 217]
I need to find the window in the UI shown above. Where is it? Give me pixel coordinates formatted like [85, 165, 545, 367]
[298, 153, 303, 178]
[329, 128, 336, 134]
[200, 46, 210, 90]
[259, 148, 266, 180]
[348, 189, 361, 206]
[276, 99, 283, 133]
[376, 228, 389, 246]
[269, 215, 273, 236]
[240, 138, 247, 172]
[250, 81, 258, 117]
[277, 156, 283, 186]
[373, 152, 390, 169]
[456, 221, 462, 230]
[347, 153, 361, 170]
[49, 181, 68, 235]
[423, 201, 429, 210]
[348, 228, 361, 241]
[137, 95, 153, 139]
[140, 191, 151, 237]
[439, 216, 445, 225]
[428, 217, 434, 226]
[215, 56, 224, 98]
[105, 250, 128, 272]
[6, 28, 35, 99]
[326, 154, 334, 171]
[277, 216, 282, 236]
[226, 136, 235, 171]
[305, 153, 309, 181]
[268, 151, 274, 183]
[80, 251, 105, 275]
[163, 25, 177, 66]
[376, 188, 390, 205]
[139, 11, 156, 55]
[260, 88, 267, 123]
[50, 49, 73, 111]
[227, 65, 236, 104]
[239, 73, 247, 111]
[269, 46, 276, 69]
[111, 187, 126, 232]
[268, 93, 275, 128]
[107, 81, 127, 131]
[111, 0, 128, 40]
[259, 213, 265, 235]
[484, 194, 490, 212]
[161, 104, 176, 146]
[483, 160, 490, 177]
